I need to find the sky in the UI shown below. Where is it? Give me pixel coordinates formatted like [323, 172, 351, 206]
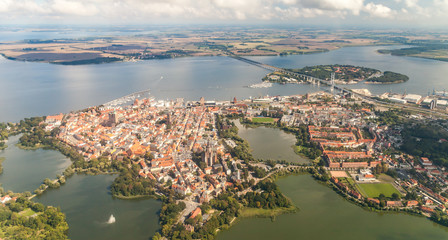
[0, 0, 447, 27]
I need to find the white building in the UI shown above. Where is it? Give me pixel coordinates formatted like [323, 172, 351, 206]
[389, 97, 407, 104]
[404, 94, 422, 104]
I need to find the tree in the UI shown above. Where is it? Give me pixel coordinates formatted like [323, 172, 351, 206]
[391, 193, 400, 200]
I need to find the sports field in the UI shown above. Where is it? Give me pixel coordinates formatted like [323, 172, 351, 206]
[357, 183, 401, 198]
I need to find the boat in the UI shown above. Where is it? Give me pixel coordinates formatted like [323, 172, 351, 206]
[107, 214, 116, 224]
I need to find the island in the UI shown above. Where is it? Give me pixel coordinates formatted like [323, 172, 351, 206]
[263, 65, 408, 84]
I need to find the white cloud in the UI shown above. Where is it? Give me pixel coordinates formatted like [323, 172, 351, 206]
[405, 0, 419, 8]
[51, 0, 98, 16]
[364, 3, 395, 18]
[299, 0, 364, 15]
[0, 0, 445, 25]
[0, 0, 13, 13]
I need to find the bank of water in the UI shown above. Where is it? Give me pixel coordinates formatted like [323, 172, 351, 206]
[218, 174, 448, 240]
[36, 174, 161, 240]
[249, 45, 448, 96]
[5, 45, 448, 123]
[233, 120, 309, 164]
[0, 134, 71, 192]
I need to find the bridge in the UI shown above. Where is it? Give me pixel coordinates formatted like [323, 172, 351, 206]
[229, 55, 448, 118]
[230, 55, 346, 93]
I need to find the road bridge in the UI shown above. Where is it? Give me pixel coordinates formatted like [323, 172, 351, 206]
[229, 55, 448, 118]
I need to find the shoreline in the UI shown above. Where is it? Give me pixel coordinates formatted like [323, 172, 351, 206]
[0, 43, 386, 66]
[364, 80, 406, 84]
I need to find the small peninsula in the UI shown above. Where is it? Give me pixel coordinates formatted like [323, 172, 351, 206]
[366, 71, 409, 84]
[263, 65, 408, 84]
[378, 43, 448, 63]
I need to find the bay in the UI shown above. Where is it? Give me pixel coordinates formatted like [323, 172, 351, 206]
[2, 45, 448, 123]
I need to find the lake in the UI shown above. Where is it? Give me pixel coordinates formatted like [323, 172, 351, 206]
[36, 174, 161, 240]
[233, 120, 309, 164]
[217, 174, 448, 240]
[0, 134, 160, 240]
[0, 134, 71, 193]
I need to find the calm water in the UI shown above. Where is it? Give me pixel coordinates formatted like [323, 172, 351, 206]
[4, 44, 448, 122]
[36, 174, 161, 240]
[1, 40, 448, 239]
[218, 174, 448, 240]
[249, 45, 448, 96]
[233, 120, 308, 163]
[0, 134, 71, 192]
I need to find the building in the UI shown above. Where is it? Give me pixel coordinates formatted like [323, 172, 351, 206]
[407, 200, 419, 207]
[202, 140, 217, 167]
[386, 201, 403, 207]
[200, 97, 205, 106]
[404, 94, 422, 104]
[389, 97, 407, 104]
[189, 207, 202, 219]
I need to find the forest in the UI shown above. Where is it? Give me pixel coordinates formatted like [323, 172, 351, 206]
[241, 180, 291, 209]
[401, 122, 448, 168]
[110, 161, 157, 197]
[367, 71, 409, 83]
[0, 195, 68, 239]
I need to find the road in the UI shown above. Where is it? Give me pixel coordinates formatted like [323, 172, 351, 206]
[177, 200, 200, 223]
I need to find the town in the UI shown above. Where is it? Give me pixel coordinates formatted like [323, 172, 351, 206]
[33, 88, 448, 232]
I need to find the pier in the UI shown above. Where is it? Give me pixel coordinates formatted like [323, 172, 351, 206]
[103, 89, 151, 107]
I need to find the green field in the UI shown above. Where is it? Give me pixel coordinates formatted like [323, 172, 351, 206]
[251, 117, 274, 123]
[240, 206, 297, 218]
[18, 208, 37, 217]
[357, 183, 400, 198]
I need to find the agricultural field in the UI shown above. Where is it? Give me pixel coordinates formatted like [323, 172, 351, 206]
[357, 183, 401, 198]
[0, 27, 395, 65]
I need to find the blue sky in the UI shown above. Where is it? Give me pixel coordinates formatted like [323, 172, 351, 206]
[0, 0, 447, 27]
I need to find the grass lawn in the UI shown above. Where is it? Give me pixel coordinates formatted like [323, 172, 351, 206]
[19, 208, 37, 217]
[241, 206, 297, 218]
[358, 183, 401, 198]
[378, 174, 395, 183]
[251, 117, 274, 123]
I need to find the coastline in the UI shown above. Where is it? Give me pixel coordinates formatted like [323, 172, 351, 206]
[364, 80, 406, 84]
[0, 43, 382, 66]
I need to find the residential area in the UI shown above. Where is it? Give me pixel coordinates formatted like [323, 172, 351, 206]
[39, 89, 448, 230]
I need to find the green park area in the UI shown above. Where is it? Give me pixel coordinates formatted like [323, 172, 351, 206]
[251, 117, 275, 123]
[357, 183, 401, 198]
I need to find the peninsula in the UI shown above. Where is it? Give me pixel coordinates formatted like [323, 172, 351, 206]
[2, 86, 448, 239]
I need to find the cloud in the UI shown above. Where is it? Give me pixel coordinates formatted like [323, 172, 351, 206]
[51, 0, 99, 16]
[299, 0, 365, 15]
[0, 0, 445, 26]
[364, 3, 395, 18]
[0, 0, 49, 14]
